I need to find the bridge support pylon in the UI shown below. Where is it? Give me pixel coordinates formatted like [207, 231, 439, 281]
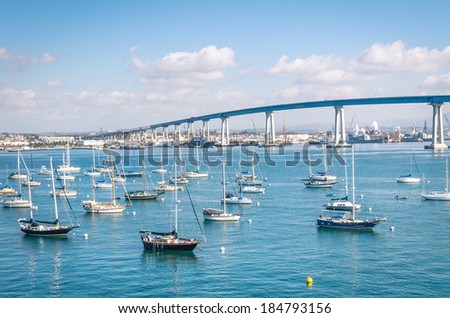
[174, 125, 181, 145]
[333, 106, 349, 147]
[221, 117, 229, 146]
[265, 111, 276, 146]
[426, 102, 448, 150]
[202, 120, 210, 141]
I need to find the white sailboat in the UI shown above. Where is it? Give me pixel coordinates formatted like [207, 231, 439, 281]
[2, 151, 32, 208]
[183, 146, 209, 178]
[50, 167, 77, 198]
[421, 157, 450, 201]
[56, 143, 80, 173]
[397, 150, 421, 183]
[82, 158, 128, 213]
[203, 163, 241, 221]
[323, 155, 361, 211]
[152, 151, 167, 174]
[125, 161, 159, 200]
[84, 148, 101, 177]
[154, 166, 183, 193]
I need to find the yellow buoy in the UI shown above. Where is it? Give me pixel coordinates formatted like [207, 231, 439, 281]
[306, 277, 313, 286]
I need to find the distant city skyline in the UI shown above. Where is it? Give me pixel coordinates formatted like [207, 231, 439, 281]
[1, 0, 450, 133]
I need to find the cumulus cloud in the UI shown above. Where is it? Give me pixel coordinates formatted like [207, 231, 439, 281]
[130, 45, 236, 84]
[266, 41, 450, 100]
[267, 54, 342, 76]
[421, 73, 450, 91]
[356, 40, 450, 73]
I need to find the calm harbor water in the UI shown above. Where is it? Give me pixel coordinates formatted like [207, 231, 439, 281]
[0, 143, 449, 298]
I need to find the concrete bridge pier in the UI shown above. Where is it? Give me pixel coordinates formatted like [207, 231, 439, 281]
[221, 117, 230, 146]
[174, 125, 181, 145]
[187, 122, 193, 142]
[333, 106, 348, 147]
[162, 126, 169, 145]
[202, 120, 210, 141]
[265, 111, 276, 146]
[426, 102, 448, 149]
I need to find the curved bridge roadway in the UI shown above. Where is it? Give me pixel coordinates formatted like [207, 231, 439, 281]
[120, 95, 450, 149]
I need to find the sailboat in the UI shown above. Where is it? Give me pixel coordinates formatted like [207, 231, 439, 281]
[397, 150, 421, 183]
[236, 157, 265, 186]
[50, 167, 77, 198]
[140, 161, 199, 251]
[18, 157, 80, 236]
[154, 163, 183, 193]
[203, 163, 241, 221]
[303, 147, 338, 188]
[2, 151, 32, 208]
[82, 157, 128, 213]
[152, 151, 167, 174]
[323, 155, 361, 212]
[183, 146, 209, 178]
[56, 143, 80, 173]
[317, 147, 387, 230]
[84, 148, 101, 177]
[22, 154, 41, 187]
[125, 161, 159, 200]
[420, 157, 450, 201]
[38, 165, 52, 175]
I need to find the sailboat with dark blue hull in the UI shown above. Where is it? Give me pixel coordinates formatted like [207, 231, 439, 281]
[317, 147, 386, 230]
[18, 157, 80, 236]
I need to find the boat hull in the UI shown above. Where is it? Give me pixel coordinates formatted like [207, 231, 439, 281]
[203, 208, 240, 221]
[317, 217, 385, 230]
[126, 192, 159, 200]
[421, 193, 450, 201]
[141, 236, 198, 251]
[397, 177, 421, 183]
[1, 200, 32, 208]
[18, 219, 79, 236]
[82, 200, 127, 213]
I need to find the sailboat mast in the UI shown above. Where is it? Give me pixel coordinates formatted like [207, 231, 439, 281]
[351, 146, 356, 220]
[409, 150, 413, 175]
[174, 160, 178, 234]
[344, 154, 349, 196]
[446, 157, 448, 193]
[222, 162, 226, 214]
[141, 160, 147, 192]
[111, 156, 116, 204]
[66, 143, 70, 167]
[24, 154, 33, 218]
[196, 146, 200, 172]
[91, 174, 96, 201]
[50, 157, 59, 223]
[17, 151, 22, 195]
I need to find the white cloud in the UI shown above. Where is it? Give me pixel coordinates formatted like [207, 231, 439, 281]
[421, 73, 450, 91]
[267, 54, 342, 76]
[130, 45, 235, 84]
[356, 40, 450, 73]
[265, 41, 450, 101]
[0, 48, 11, 60]
[46, 79, 62, 88]
[0, 47, 56, 71]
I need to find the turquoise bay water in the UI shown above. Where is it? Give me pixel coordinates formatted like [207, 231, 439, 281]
[0, 143, 449, 298]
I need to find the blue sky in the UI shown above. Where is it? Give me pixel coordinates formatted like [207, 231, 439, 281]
[1, 0, 450, 133]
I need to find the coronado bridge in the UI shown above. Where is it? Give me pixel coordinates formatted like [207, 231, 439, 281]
[107, 95, 450, 150]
